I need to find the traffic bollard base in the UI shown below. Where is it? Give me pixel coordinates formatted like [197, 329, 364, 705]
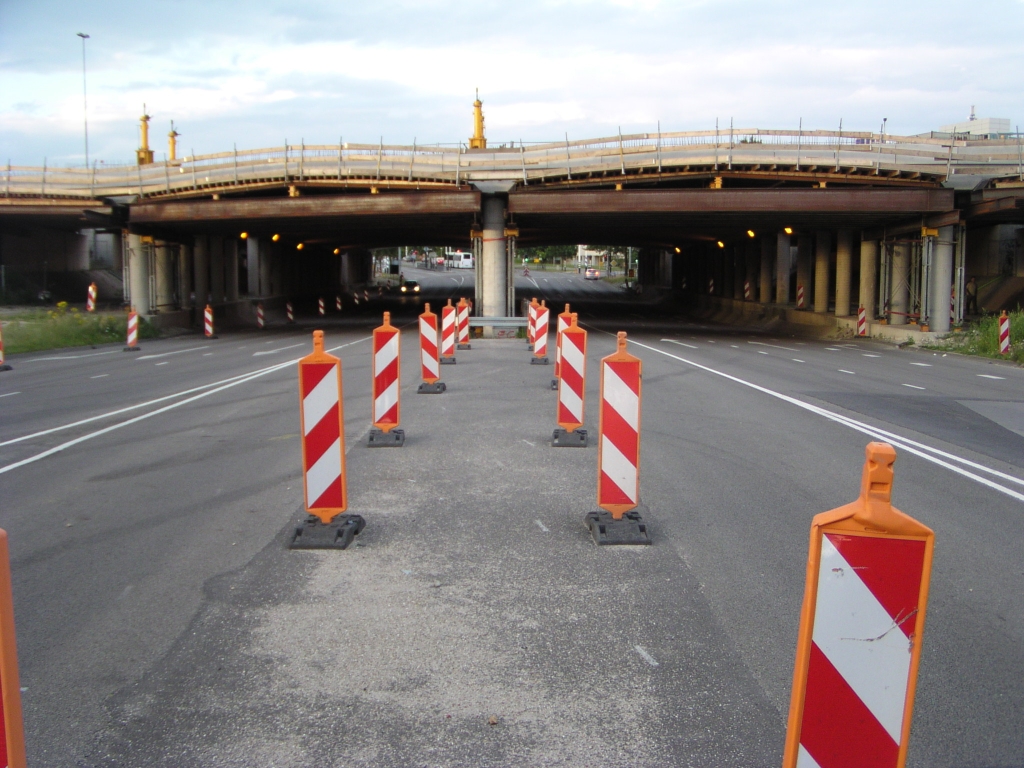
[552, 428, 588, 448]
[205, 334, 219, 340]
[440, 356, 457, 365]
[457, 343, 472, 350]
[530, 357, 550, 365]
[550, 378, 558, 390]
[289, 514, 366, 550]
[584, 510, 651, 546]
[417, 381, 447, 394]
[527, 343, 534, 351]
[0, 363, 11, 372]
[123, 346, 142, 352]
[368, 428, 405, 448]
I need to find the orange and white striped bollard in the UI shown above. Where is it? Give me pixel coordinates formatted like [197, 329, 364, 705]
[708, 277, 714, 295]
[857, 305, 868, 337]
[86, 282, 97, 312]
[417, 303, 445, 393]
[797, 283, 806, 308]
[585, 331, 650, 544]
[0, 529, 27, 767]
[999, 310, 1010, 355]
[203, 304, 217, 339]
[456, 296, 471, 350]
[552, 303, 572, 389]
[286, 302, 295, 323]
[124, 310, 141, 352]
[290, 330, 365, 548]
[336, 295, 342, 312]
[440, 299, 457, 364]
[368, 312, 404, 446]
[318, 297, 325, 317]
[527, 297, 539, 349]
[256, 303, 265, 328]
[0, 322, 11, 371]
[531, 301, 550, 365]
[553, 313, 587, 447]
[744, 280, 751, 300]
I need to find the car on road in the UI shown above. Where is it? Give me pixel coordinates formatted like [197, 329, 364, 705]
[400, 280, 420, 293]
[584, 268, 600, 280]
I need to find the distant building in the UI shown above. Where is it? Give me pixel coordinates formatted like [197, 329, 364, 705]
[938, 107, 1012, 138]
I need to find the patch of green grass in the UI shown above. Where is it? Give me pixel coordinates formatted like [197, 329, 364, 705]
[924, 310, 1024, 365]
[2, 303, 158, 354]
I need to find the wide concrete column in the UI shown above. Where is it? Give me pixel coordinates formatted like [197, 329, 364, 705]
[246, 237, 260, 297]
[225, 238, 239, 302]
[194, 236, 210, 305]
[210, 236, 225, 302]
[796, 233, 813, 308]
[834, 230, 853, 316]
[814, 231, 831, 313]
[859, 237, 878, 317]
[154, 242, 175, 311]
[890, 242, 910, 325]
[775, 231, 791, 304]
[759, 236, 773, 303]
[480, 196, 508, 316]
[928, 226, 955, 333]
[127, 234, 151, 314]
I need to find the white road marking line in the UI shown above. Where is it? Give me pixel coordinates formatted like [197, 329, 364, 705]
[535, 520, 549, 532]
[253, 343, 305, 357]
[203, 353, 214, 357]
[527, 277, 540, 289]
[792, 359, 805, 363]
[824, 347, 840, 351]
[902, 383, 925, 390]
[0, 392, 20, 399]
[90, 374, 109, 379]
[634, 646, 659, 667]
[0, 337, 369, 449]
[977, 374, 1006, 380]
[136, 346, 210, 361]
[707, 340, 716, 344]
[757, 351, 769, 355]
[749, 341, 799, 352]
[910, 362, 932, 367]
[19, 350, 119, 362]
[155, 361, 169, 366]
[731, 345, 739, 349]
[838, 369, 855, 374]
[622, 338, 1024, 504]
[662, 339, 698, 349]
[522, 439, 535, 447]
[862, 354, 881, 358]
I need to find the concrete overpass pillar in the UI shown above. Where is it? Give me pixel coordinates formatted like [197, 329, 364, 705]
[246, 237, 260, 297]
[210, 236, 225, 303]
[480, 196, 508, 316]
[194, 236, 210, 305]
[759, 236, 773, 303]
[744, 241, 758, 300]
[814, 231, 831, 313]
[179, 243, 194, 313]
[732, 245, 744, 300]
[859, 237, 878, 318]
[259, 239, 272, 298]
[225, 239, 239, 302]
[127, 234, 151, 314]
[796, 233, 812, 308]
[775, 230, 791, 304]
[834, 230, 852, 317]
[890, 242, 910, 325]
[928, 226, 955, 333]
[154, 242, 176, 311]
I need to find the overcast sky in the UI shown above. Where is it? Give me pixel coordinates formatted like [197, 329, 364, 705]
[1, 0, 1021, 167]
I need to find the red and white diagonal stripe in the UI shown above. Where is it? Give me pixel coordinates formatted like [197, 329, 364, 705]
[554, 307, 571, 377]
[126, 312, 139, 347]
[598, 356, 640, 511]
[797, 532, 926, 768]
[372, 327, 400, 429]
[441, 303, 456, 358]
[300, 361, 345, 511]
[533, 306, 550, 357]
[557, 325, 586, 431]
[858, 306, 867, 336]
[420, 311, 440, 383]
[999, 313, 1010, 354]
[87, 283, 97, 312]
[204, 305, 214, 337]
[336, 295, 343, 311]
[256, 304, 265, 328]
[457, 300, 470, 345]
[528, 302, 537, 343]
[319, 297, 325, 316]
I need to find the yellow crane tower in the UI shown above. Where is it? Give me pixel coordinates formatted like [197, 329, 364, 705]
[136, 105, 154, 165]
[469, 89, 486, 149]
[168, 121, 180, 162]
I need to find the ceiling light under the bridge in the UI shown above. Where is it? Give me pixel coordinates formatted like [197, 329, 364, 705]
[784, 227, 793, 235]
[272, 233, 280, 242]
[333, 248, 340, 255]
[674, 247, 681, 253]
[240, 231, 248, 239]
[717, 241, 725, 249]
[747, 230, 756, 238]
[296, 243, 304, 250]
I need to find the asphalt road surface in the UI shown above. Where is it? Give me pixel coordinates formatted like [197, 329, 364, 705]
[1, 284, 1022, 766]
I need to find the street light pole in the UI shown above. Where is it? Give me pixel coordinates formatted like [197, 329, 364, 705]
[77, 32, 90, 167]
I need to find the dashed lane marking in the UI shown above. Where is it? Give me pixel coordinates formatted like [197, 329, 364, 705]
[535, 520, 549, 532]
[977, 374, 1006, 380]
[661, 339, 698, 350]
[90, 374, 109, 379]
[19, 350, 119, 362]
[0, 392, 20, 399]
[862, 354, 881, 358]
[902, 383, 926, 390]
[749, 341, 799, 352]
[155, 361, 169, 366]
[910, 362, 932, 367]
[792, 359, 805, 363]
[838, 369, 856, 374]
[253, 343, 305, 357]
[634, 646, 659, 667]
[136, 345, 210, 361]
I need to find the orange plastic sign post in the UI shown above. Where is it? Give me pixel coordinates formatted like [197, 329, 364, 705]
[596, 331, 642, 520]
[783, 442, 935, 768]
[297, 331, 347, 523]
[527, 297, 540, 344]
[533, 303, 550, 359]
[0, 530, 26, 768]
[86, 282, 97, 312]
[372, 312, 401, 433]
[456, 297, 471, 348]
[557, 314, 587, 432]
[554, 303, 572, 378]
[419, 303, 440, 384]
[440, 299, 457, 361]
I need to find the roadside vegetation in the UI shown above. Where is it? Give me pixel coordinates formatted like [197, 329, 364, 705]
[924, 309, 1024, 365]
[1, 303, 158, 354]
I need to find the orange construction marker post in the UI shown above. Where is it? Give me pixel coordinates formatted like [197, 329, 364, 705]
[456, 297, 472, 350]
[256, 303, 265, 329]
[552, 313, 588, 448]
[0, 530, 27, 768]
[86, 282, 97, 312]
[527, 297, 540, 349]
[203, 304, 218, 339]
[531, 301, 550, 365]
[552, 302, 572, 390]
[417, 303, 446, 394]
[783, 442, 934, 768]
[585, 331, 650, 544]
[123, 310, 142, 352]
[0, 323, 11, 371]
[289, 330, 365, 549]
[440, 299, 457, 364]
[368, 312, 404, 447]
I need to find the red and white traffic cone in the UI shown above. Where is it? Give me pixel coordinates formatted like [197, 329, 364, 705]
[417, 303, 445, 393]
[552, 303, 572, 389]
[585, 331, 649, 545]
[86, 282, 97, 312]
[708, 277, 715, 295]
[456, 296, 471, 349]
[857, 305, 868, 337]
[0, 322, 12, 371]
[783, 442, 934, 768]
[256, 303, 265, 329]
[336, 295, 342, 312]
[744, 280, 751, 301]
[368, 312, 404, 447]
[531, 302, 550, 365]
[203, 304, 218, 339]
[123, 310, 141, 352]
[440, 299, 457, 364]
[527, 297, 539, 349]
[286, 302, 295, 323]
[553, 313, 587, 447]
[797, 283, 806, 308]
[318, 297, 325, 317]
[999, 310, 1011, 355]
[289, 330, 365, 549]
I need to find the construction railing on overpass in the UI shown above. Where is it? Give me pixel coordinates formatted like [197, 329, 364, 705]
[4, 127, 1024, 200]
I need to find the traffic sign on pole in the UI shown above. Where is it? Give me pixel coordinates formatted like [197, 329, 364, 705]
[783, 442, 934, 768]
[368, 312, 404, 447]
[440, 299, 457, 364]
[0, 530, 26, 768]
[553, 303, 572, 390]
[417, 303, 445, 394]
[531, 302, 550, 365]
[585, 331, 650, 544]
[553, 313, 587, 447]
[456, 297, 471, 349]
[290, 330, 365, 548]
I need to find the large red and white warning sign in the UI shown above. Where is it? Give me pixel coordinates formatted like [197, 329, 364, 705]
[533, 303, 550, 359]
[784, 442, 934, 768]
[440, 300, 456, 360]
[597, 331, 641, 519]
[419, 304, 440, 384]
[298, 331, 347, 522]
[557, 314, 586, 432]
[554, 303, 572, 378]
[372, 312, 401, 433]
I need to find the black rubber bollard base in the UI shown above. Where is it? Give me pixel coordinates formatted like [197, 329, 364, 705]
[530, 357, 549, 365]
[289, 514, 366, 550]
[123, 346, 142, 352]
[204, 334, 219, 340]
[368, 427, 405, 447]
[550, 378, 558, 390]
[457, 343, 472, 350]
[527, 343, 534, 351]
[0, 364, 11, 372]
[584, 510, 651, 545]
[552, 428, 588, 448]
[440, 357, 457, 365]
[417, 381, 447, 394]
